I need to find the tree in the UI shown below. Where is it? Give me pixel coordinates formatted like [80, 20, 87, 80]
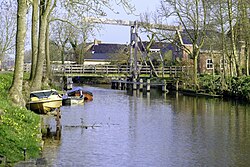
[31, 0, 56, 91]
[51, 21, 70, 64]
[158, 0, 212, 88]
[29, 0, 135, 90]
[9, 0, 28, 106]
[238, 0, 250, 76]
[0, 1, 16, 68]
[29, 0, 38, 81]
[108, 45, 130, 65]
[227, 0, 241, 77]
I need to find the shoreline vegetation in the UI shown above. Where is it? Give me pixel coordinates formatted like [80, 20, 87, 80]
[0, 73, 41, 166]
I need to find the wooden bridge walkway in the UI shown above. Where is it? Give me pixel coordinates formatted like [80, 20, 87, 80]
[24, 64, 191, 78]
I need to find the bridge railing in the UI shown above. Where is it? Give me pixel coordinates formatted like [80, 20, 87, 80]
[24, 63, 191, 76]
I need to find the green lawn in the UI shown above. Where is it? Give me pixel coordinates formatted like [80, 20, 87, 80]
[0, 73, 41, 165]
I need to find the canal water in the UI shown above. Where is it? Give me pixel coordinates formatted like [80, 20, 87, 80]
[42, 85, 250, 167]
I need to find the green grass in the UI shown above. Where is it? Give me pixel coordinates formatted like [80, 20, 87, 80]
[0, 73, 41, 165]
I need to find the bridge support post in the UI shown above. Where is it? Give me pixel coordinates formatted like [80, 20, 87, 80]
[133, 78, 137, 90]
[161, 80, 167, 92]
[126, 77, 131, 90]
[118, 78, 122, 90]
[121, 78, 126, 90]
[139, 78, 143, 91]
[146, 79, 150, 92]
[176, 80, 179, 91]
[162, 80, 168, 93]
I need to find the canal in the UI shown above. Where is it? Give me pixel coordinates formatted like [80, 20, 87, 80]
[42, 85, 250, 167]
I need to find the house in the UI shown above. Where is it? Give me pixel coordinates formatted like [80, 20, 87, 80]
[84, 41, 128, 65]
[173, 29, 223, 74]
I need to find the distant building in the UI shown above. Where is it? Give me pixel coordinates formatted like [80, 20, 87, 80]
[173, 29, 223, 74]
[84, 41, 128, 65]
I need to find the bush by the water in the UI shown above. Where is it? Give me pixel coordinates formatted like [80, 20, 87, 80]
[0, 73, 41, 165]
[198, 74, 250, 100]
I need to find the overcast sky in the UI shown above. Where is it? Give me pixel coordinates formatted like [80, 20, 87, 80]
[91, 0, 161, 44]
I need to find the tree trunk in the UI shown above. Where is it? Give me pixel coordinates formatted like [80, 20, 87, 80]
[245, 43, 249, 76]
[227, 0, 241, 77]
[31, 14, 47, 90]
[240, 0, 250, 76]
[31, 0, 53, 91]
[193, 50, 199, 88]
[30, 0, 39, 81]
[218, 0, 228, 87]
[45, 22, 51, 80]
[9, 0, 27, 106]
[61, 45, 65, 64]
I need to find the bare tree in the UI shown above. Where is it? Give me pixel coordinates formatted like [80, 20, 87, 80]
[50, 21, 71, 64]
[62, 0, 135, 64]
[31, 0, 56, 91]
[0, 1, 16, 68]
[29, 0, 135, 90]
[157, 0, 212, 88]
[227, 0, 242, 77]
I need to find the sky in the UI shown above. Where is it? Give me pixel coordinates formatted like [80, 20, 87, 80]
[91, 0, 162, 44]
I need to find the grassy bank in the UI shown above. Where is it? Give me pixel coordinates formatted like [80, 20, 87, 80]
[0, 73, 41, 165]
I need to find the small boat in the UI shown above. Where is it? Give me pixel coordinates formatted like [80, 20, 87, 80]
[62, 87, 93, 106]
[27, 89, 62, 114]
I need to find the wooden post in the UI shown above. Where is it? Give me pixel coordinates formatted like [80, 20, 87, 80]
[133, 78, 137, 90]
[111, 80, 115, 89]
[183, 82, 186, 89]
[139, 78, 143, 91]
[126, 77, 130, 90]
[146, 79, 150, 92]
[176, 80, 179, 91]
[118, 78, 122, 90]
[120, 78, 125, 90]
[55, 108, 61, 140]
[162, 80, 167, 92]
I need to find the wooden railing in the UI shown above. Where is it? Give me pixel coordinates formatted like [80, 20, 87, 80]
[24, 64, 190, 77]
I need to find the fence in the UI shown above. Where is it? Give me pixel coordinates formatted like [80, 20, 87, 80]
[24, 64, 190, 77]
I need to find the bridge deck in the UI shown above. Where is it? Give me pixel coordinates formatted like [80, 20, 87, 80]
[24, 64, 191, 78]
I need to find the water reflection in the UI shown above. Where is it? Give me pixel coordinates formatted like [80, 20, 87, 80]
[42, 86, 250, 167]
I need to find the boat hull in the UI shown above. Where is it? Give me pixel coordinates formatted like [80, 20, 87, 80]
[28, 99, 62, 114]
[83, 93, 93, 101]
[62, 97, 84, 106]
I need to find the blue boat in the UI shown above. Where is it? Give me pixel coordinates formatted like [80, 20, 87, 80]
[62, 87, 93, 105]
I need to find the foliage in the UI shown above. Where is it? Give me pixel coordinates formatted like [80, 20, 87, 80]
[109, 47, 129, 65]
[228, 76, 250, 100]
[197, 74, 250, 100]
[0, 73, 41, 164]
[198, 74, 223, 94]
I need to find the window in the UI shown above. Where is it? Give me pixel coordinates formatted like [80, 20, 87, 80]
[206, 59, 213, 69]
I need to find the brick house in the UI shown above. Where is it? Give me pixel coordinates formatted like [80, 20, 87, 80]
[173, 29, 223, 74]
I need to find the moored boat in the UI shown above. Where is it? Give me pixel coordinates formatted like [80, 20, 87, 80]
[62, 87, 93, 106]
[27, 89, 62, 114]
